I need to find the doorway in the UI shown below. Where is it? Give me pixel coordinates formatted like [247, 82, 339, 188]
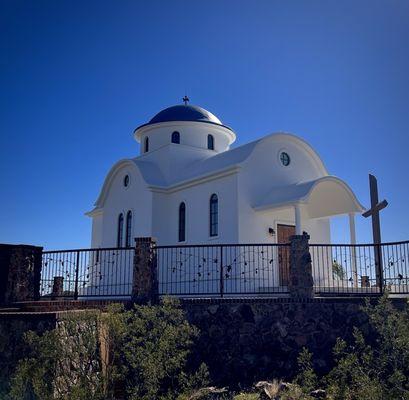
[277, 224, 295, 286]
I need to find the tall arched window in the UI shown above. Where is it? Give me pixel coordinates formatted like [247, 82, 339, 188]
[117, 213, 124, 247]
[209, 194, 218, 237]
[171, 131, 180, 144]
[178, 202, 186, 242]
[125, 211, 132, 247]
[144, 137, 149, 153]
[207, 134, 214, 150]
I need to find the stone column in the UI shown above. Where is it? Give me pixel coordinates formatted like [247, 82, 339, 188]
[52, 276, 64, 299]
[0, 244, 43, 305]
[289, 233, 314, 298]
[131, 237, 158, 304]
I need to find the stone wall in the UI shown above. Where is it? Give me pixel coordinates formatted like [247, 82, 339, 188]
[0, 244, 43, 304]
[182, 298, 396, 387]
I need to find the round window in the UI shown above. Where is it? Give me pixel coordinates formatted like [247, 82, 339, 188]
[280, 152, 291, 166]
[123, 175, 130, 187]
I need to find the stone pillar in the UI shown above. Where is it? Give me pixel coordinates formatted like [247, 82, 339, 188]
[52, 276, 64, 299]
[0, 244, 43, 305]
[132, 237, 158, 304]
[289, 233, 314, 298]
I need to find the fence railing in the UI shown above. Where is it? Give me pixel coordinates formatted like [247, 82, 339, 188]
[40, 241, 409, 299]
[310, 241, 409, 296]
[156, 243, 291, 297]
[310, 244, 381, 295]
[41, 247, 134, 299]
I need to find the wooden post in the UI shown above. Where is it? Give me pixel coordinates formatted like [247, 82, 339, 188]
[362, 174, 388, 293]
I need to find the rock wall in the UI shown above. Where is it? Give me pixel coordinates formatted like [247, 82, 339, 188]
[0, 244, 43, 304]
[183, 298, 392, 386]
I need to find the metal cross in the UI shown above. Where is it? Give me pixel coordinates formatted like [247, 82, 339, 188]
[362, 174, 388, 290]
[182, 95, 189, 105]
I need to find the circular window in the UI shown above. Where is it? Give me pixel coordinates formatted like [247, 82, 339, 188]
[280, 152, 291, 166]
[123, 175, 130, 187]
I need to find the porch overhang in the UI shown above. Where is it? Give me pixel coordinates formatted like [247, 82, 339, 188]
[253, 176, 365, 219]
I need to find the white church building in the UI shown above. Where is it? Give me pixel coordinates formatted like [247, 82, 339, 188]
[81, 102, 369, 297]
[87, 102, 364, 249]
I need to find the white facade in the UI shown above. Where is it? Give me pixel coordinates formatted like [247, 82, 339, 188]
[87, 104, 363, 248]
[85, 104, 364, 296]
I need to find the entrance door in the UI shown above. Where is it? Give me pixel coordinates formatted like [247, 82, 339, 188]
[277, 224, 295, 286]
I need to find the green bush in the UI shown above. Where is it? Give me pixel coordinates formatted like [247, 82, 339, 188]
[8, 298, 207, 400]
[324, 295, 409, 400]
[111, 298, 208, 400]
[9, 310, 105, 400]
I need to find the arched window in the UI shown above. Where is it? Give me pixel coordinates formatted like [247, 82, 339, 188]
[125, 211, 132, 247]
[178, 202, 186, 242]
[209, 194, 218, 237]
[207, 134, 214, 150]
[117, 213, 124, 247]
[171, 131, 180, 144]
[144, 137, 149, 153]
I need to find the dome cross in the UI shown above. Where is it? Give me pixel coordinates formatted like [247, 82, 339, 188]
[182, 95, 189, 105]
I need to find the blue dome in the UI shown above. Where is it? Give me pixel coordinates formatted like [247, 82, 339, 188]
[149, 105, 222, 125]
[134, 104, 237, 133]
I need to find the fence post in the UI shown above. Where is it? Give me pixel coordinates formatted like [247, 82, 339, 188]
[289, 232, 314, 298]
[52, 276, 64, 299]
[219, 246, 224, 298]
[73, 250, 80, 300]
[0, 244, 43, 305]
[132, 237, 158, 304]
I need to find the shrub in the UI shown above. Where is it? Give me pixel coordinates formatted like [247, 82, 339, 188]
[10, 310, 105, 400]
[9, 298, 207, 400]
[114, 297, 207, 400]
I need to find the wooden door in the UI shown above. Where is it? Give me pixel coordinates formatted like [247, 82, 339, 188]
[277, 224, 295, 286]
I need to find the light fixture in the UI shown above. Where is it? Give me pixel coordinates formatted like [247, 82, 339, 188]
[268, 228, 275, 236]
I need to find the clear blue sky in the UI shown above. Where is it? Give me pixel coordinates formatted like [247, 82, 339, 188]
[1, 0, 408, 249]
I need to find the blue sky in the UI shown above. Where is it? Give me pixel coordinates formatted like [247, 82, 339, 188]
[1, 0, 408, 249]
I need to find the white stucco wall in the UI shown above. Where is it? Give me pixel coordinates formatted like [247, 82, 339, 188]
[137, 144, 213, 184]
[152, 173, 239, 245]
[89, 132, 335, 249]
[236, 134, 330, 244]
[94, 164, 153, 248]
[136, 121, 234, 155]
[90, 212, 103, 248]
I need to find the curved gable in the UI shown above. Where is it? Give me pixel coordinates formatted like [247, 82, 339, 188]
[252, 132, 329, 176]
[93, 159, 141, 209]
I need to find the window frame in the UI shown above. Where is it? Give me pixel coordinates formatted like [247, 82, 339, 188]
[280, 151, 290, 166]
[125, 210, 132, 247]
[207, 134, 214, 150]
[209, 194, 218, 237]
[144, 137, 149, 153]
[117, 213, 124, 247]
[171, 131, 180, 144]
[178, 202, 186, 242]
[123, 174, 130, 188]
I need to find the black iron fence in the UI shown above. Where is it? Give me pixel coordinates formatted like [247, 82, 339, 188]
[40, 240, 409, 299]
[41, 247, 134, 299]
[310, 241, 409, 296]
[156, 243, 290, 297]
